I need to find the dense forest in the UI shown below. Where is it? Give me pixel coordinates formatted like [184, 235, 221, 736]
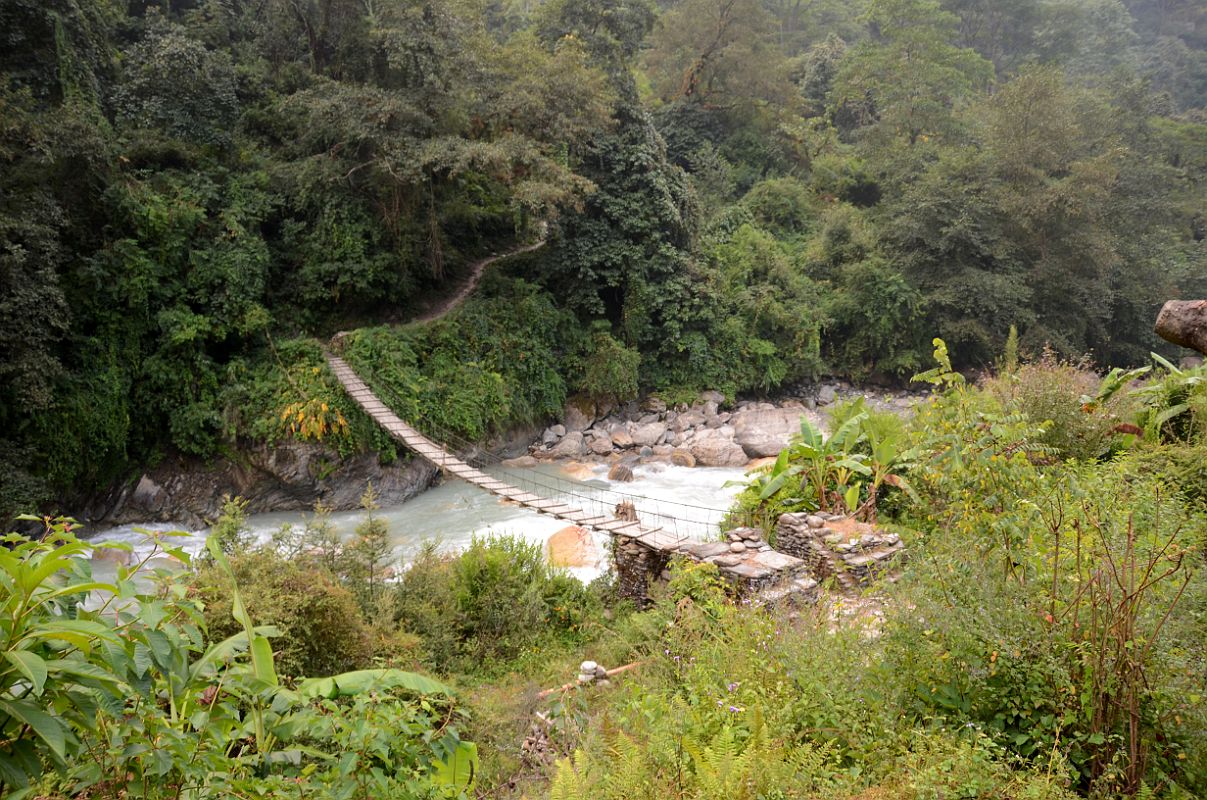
[1, 0, 1205, 515]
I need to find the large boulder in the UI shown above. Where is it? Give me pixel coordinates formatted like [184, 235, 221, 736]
[631, 421, 668, 447]
[643, 396, 668, 413]
[671, 449, 696, 467]
[732, 408, 805, 458]
[689, 430, 749, 467]
[543, 431, 585, 459]
[608, 462, 636, 482]
[503, 455, 538, 468]
[671, 410, 707, 432]
[610, 427, 634, 449]
[547, 526, 598, 568]
[587, 432, 614, 455]
[564, 399, 595, 432]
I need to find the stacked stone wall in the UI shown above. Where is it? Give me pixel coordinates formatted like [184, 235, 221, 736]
[610, 526, 817, 606]
[774, 512, 904, 588]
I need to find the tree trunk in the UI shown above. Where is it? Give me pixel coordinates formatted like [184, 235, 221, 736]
[1154, 300, 1207, 355]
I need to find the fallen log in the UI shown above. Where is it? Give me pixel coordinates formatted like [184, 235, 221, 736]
[536, 661, 644, 699]
[1155, 300, 1207, 355]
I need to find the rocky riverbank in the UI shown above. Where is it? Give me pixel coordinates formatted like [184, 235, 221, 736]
[78, 381, 920, 532]
[81, 422, 540, 531]
[521, 382, 925, 470]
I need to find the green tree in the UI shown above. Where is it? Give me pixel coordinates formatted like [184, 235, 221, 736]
[644, 0, 792, 109]
[831, 0, 993, 148]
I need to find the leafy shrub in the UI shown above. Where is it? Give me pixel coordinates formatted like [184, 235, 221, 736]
[1119, 442, 1207, 508]
[341, 278, 575, 442]
[0, 518, 476, 799]
[577, 325, 640, 404]
[195, 547, 377, 679]
[393, 535, 597, 672]
[740, 176, 814, 235]
[822, 256, 925, 379]
[217, 336, 391, 459]
[895, 351, 1205, 794]
[984, 349, 1131, 461]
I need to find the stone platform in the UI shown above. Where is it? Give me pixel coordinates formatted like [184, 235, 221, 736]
[774, 512, 904, 590]
[611, 526, 818, 606]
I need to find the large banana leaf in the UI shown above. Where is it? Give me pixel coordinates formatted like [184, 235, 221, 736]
[298, 668, 454, 700]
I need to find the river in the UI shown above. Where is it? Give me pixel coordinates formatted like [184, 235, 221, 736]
[86, 461, 750, 582]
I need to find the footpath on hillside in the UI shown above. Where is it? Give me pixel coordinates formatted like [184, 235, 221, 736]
[407, 240, 546, 325]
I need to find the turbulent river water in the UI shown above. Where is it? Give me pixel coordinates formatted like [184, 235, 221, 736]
[86, 462, 749, 582]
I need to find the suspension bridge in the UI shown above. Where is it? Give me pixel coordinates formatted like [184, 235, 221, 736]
[324, 354, 731, 550]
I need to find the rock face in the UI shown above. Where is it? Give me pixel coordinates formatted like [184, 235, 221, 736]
[1155, 300, 1207, 355]
[689, 431, 749, 467]
[563, 399, 595, 432]
[732, 408, 805, 458]
[84, 440, 439, 531]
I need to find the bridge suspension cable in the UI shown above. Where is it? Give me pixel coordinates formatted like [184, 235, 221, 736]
[324, 353, 738, 545]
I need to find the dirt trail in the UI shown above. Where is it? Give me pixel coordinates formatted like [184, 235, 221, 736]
[410, 240, 546, 325]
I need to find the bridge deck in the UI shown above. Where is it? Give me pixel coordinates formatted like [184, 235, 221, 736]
[325, 354, 686, 550]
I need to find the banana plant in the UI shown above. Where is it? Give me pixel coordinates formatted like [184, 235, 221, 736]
[788, 415, 872, 513]
[1129, 352, 1207, 442]
[726, 450, 807, 532]
[855, 422, 921, 522]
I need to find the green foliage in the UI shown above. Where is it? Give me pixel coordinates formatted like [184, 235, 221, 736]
[984, 350, 1135, 461]
[546, 557, 1088, 800]
[707, 223, 824, 390]
[392, 535, 598, 673]
[0, 517, 475, 799]
[113, 22, 239, 147]
[1002, 324, 1020, 374]
[577, 325, 641, 404]
[195, 547, 377, 680]
[211, 494, 252, 554]
[341, 278, 575, 442]
[832, 0, 994, 147]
